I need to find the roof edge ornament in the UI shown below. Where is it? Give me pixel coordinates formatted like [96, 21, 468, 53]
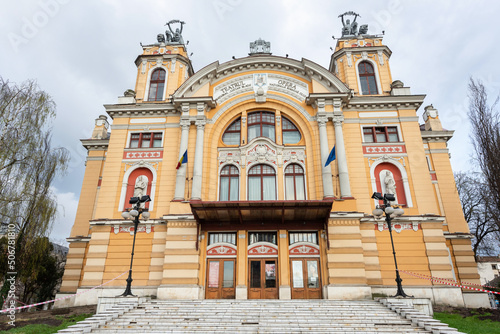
[339, 11, 368, 37]
[249, 38, 271, 56]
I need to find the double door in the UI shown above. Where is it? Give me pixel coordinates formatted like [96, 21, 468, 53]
[248, 258, 278, 299]
[290, 258, 321, 299]
[206, 259, 235, 299]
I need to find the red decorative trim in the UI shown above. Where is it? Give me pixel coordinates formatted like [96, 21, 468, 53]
[289, 244, 320, 256]
[207, 244, 237, 256]
[123, 150, 163, 159]
[248, 244, 278, 256]
[430, 173, 437, 181]
[363, 145, 406, 154]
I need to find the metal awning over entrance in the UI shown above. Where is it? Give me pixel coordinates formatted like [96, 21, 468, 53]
[190, 200, 333, 230]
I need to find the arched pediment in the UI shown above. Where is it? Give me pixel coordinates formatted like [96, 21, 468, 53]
[172, 56, 350, 103]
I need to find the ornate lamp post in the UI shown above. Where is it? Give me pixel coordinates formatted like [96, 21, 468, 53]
[119, 195, 151, 297]
[371, 192, 411, 298]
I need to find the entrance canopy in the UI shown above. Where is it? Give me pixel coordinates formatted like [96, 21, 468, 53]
[190, 200, 333, 230]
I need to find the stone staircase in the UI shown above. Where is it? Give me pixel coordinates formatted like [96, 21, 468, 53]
[58, 299, 464, 334]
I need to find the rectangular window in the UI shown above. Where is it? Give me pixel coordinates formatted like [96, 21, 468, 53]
[289, 232, 318, 245]
[248, 232, 277, 245]
[128, 132, 162, 148]
[208, 232, 236, 245]
[363, 126, 399, 143]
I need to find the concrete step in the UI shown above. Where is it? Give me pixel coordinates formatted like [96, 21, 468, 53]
[58, 299, 462, 333]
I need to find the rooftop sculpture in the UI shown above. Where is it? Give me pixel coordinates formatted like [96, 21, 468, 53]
[157, 19, 186, 45]
[339, 11, 369, 37]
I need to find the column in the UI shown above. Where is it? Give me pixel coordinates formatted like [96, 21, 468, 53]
[174, 118, 190, 200]
[317, 114, 334, 198]
[332, 115, 351, 197]
[191, 118, 206, 200]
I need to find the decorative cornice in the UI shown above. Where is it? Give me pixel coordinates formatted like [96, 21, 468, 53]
[421, 130, 454, 142]
[329, 45, 392, 72]
[166, 221, 197, 228]
[104, 103, 177, 119]
[80, 139, 109, 151]
[344, 95, 426, 110]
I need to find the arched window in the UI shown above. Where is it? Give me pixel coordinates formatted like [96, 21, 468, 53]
[222, 118, 241, 145]
[148, 68, 166, 101]
[285, 164, 305, 200]
[248, 164, 276, 200]
[219, 165, 239, 201]
[358, 62, 378, 95]
[248, 111, 275, 142]
[282, 116, 301, 144]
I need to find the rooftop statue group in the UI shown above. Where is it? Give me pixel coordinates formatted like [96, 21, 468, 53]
[339, 11, 369, 37]
[157, 20, 185, 45]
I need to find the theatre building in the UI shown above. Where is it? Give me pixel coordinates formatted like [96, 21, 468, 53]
[56, 17, 489, 308]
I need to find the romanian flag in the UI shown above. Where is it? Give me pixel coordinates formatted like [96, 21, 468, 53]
[176, 150, 188, 169]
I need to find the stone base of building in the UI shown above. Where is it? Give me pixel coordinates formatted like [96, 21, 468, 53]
[54, 293, 77, 308]
[235, 285, 247, 299]
[325, 285, 372, 300]
[279, 285, 291, 299]
[371, 286, 487, 307]
[156, 284, 204, 299]
[55, 287, 158, 308]
[462, 292, 490, 308]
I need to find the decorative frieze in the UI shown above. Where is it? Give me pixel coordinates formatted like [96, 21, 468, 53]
[113, 225, 154, 235]
[218, 138, 305, 169]
[123, 150, 163, 159]
[376, 221, 419, 233]
[363, 145, 406, 154]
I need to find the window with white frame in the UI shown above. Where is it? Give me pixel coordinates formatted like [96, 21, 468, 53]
[358, 61, 378, 95]
[248, 164, 276, 201]
[219, 165, 239, 201]
[285, 164, 305, 200]
[148, 68, 166, 101]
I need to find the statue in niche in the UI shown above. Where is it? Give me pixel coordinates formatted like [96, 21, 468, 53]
[133, 175, 148, 198]
[165, 20, 185, 44]
[384, 171, 397, 203]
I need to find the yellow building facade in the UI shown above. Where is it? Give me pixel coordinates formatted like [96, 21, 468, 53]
[57, 18, 489, 307]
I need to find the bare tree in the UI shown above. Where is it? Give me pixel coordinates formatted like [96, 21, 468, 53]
[0, 77, 69, 305]
[468, 78, 500, 224]
[455, 172, 500, 259]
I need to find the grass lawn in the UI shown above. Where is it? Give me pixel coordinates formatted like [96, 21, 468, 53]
[434, 311, 500, 334]
[3, 313, 93, 334]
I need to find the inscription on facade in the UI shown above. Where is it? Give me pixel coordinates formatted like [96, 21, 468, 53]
[213, 73, 309, 104]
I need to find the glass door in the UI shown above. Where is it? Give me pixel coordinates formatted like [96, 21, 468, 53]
[206, 259, 235, 299]
[290, 258, 321, 299]
[248, 259, 278, 299]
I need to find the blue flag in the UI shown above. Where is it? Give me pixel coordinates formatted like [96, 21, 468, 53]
[324, 146, 336, 167]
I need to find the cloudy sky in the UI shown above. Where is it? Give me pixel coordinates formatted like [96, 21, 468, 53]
[1, 0, 498, 245]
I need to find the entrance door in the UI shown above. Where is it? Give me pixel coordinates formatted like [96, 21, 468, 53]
[206, 259, 235, 299]
[248, 259, 278, 299]
[290, 258, 321, 299]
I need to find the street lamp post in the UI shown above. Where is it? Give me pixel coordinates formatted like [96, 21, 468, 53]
[119, 195, 151, 297]
[371, 192, 411, 298]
